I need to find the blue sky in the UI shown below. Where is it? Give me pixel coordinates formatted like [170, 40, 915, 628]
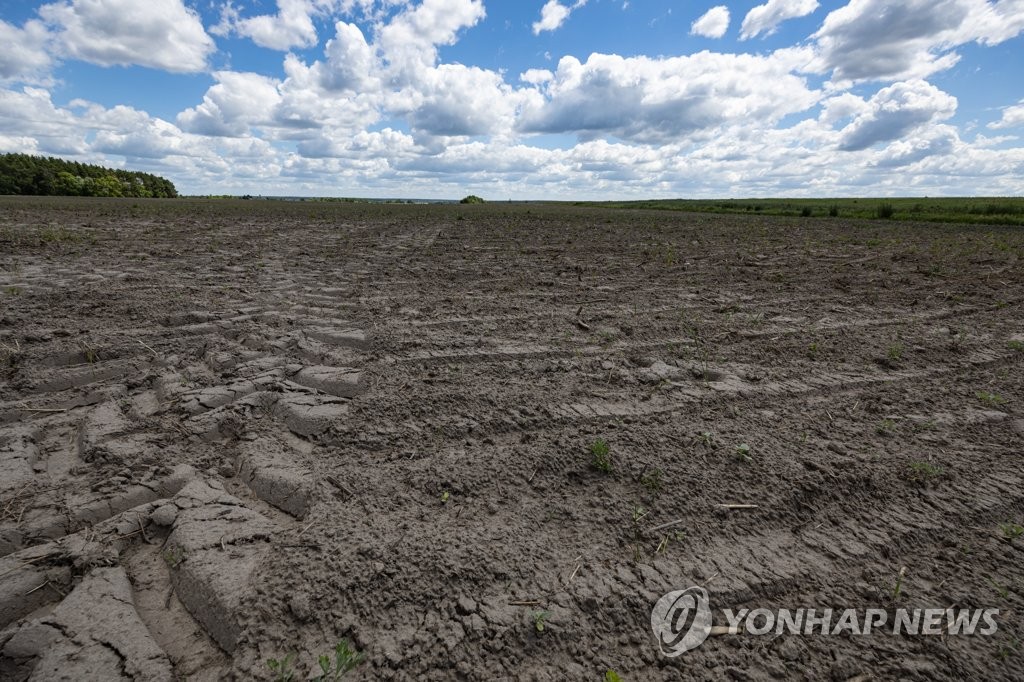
[1, 0, 1023, 198]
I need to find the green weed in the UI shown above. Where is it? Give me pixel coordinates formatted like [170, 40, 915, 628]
[640, 467, 663, 492]
[892, 566, 906, 600]
[977, 391, 1007, 407]
[590, 438, 612, 473]
[532, 610, 551, 633]
[999, 522, 1024, 540]
[163, 547, 186, 568]
[887, 343, 904, 363]
[734, 443, 752, 463]
[989, 577, 1010, 600]
[268, 653, 297, 682]
[313, 640, 364, 681]
[907, 461, 942, 484]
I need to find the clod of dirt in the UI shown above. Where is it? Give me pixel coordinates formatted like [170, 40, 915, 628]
[164, 480, 278, 653]
[3, 567, 174, 681]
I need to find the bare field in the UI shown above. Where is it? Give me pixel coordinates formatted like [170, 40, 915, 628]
[0, 196, 1022, 680]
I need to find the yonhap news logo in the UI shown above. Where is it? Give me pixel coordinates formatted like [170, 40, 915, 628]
[650, 587, 714, 657]
[651, 587, 998, 656]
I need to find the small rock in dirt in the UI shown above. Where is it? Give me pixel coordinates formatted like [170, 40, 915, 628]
[289, 594, 313, 622]
[827, 442, 848, 456]
[776, 638, 801, 661]
[150, 504, 178, 527]
[725, 667, 754, 681]
[854, 581, 878, 600]
[456, 596, 477, 615]
[1011, 419, 1024, 436]
[829, 658, 861, 681]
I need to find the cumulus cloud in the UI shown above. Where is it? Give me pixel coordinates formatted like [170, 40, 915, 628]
[872, 127, 958, 167]
[741, 0, 818, 40]
[177, 72, 283, 137]
[395, 63, 522, 137]
[39, 0, 215, 73]
[837, 80, 957, 151]
[811, 0, 1024, 82]
[211, 0, 411, 50]
[276, 52, 381, 134]
[690, 6, 730, 38]
[818, 92, 869, 125]
[93, 110, 190, 159]
[318, 21, 378, 92]
[379, 0, 485, 75]
[520, 68, 554, 85]
[533, 0, 588, 35]
[0, 86, 86, 154]
[0, 19, 53, 81]
[518, 50, 819, 144]
[215, 0, 319, 51]
[989, 101, 1024, 129]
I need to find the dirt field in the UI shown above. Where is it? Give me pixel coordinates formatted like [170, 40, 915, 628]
[0, 196, 1022, 681]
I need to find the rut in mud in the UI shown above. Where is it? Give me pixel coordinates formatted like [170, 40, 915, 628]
[0, 196, 1022, 681]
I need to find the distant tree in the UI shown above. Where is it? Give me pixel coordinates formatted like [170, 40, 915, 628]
[54, 171, 82, 196]
[460, 195, 485, 204]
[0, 153, 177, 198]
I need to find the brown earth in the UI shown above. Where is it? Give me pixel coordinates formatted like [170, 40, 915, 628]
[0, 195, 1022, 681]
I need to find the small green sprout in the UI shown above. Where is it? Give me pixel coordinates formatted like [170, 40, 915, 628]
[734, 443, 752, 463]
[590, 438, 612, 473]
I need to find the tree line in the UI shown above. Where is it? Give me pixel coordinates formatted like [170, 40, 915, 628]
[0, 153, 178, 198]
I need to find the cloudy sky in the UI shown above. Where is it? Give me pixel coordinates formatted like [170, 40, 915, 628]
[1, 0, 1023, 199]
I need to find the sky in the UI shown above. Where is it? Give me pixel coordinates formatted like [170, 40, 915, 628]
[1, 0, 1023, 199]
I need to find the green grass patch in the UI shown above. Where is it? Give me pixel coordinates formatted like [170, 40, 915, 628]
[573, 197, 1024, 226]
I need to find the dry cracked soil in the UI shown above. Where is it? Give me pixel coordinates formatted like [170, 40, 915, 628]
[0, 196, 1022, 681]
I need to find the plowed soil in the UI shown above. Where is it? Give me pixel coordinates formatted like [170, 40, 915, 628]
[1, 196, 1022, 681]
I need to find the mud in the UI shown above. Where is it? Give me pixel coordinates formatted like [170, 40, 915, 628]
[0, 196, 1022, 680]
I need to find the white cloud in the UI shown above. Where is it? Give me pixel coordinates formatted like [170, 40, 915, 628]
[989, 101, 1024, 129]
[0, 19, 53, 82]
[872, 126, 958, 167]
[317, 21, 379, 92]
[275, 53, 381, 135]
[0, 86, 86, 154]
[213, 0, 331, 51]
[379, 0, 485, 75]
[837, 80, 957, 151]
[811, 0, 1024, 82]
[39, 0, 216, 73]
[741, 0, 819, 40]
[393, 64, 514, 137]
[520, 68, 554, 85]
[518, 50, 819, 144]
[177, 71, 283, 137]
[690, 6, 730, 39]
[92, 111, 190, 159]
[818, 92, 869, 125]
[533, 0, 589, 35]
